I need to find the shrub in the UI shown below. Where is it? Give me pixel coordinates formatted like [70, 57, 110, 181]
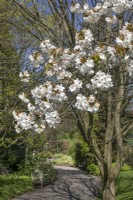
[0, 163, 7, 174]
[0, 145, 25, 172]
[53, 153, 74, 166]
[121, 163, 132, 171]
[38, 162, 56, 183]
[73, 138, 95, 169]
[112, 163, 132, 172]
[86, 164, 100, 176]
[23, 150, 57, 184]
[31, 162, 57, 186]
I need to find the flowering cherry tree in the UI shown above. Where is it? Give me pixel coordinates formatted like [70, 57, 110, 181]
[13, 0, 133, 199]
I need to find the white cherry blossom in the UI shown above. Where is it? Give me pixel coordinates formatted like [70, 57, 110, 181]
[40, 40, 55, 53]
[70, 3, 81, 13]
[19, 71, 30, 82]
[29, 52, 44, 68]
[75, 94, 100, 112]
[91, 71, 113, 90]
[19, 93, 29, 104]
[45, 111, 61, 127]
[13, 1, 133, 133]
[69, 79, 83, 92]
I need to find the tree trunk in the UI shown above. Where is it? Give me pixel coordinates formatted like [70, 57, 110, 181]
[102, 180, 116, 200]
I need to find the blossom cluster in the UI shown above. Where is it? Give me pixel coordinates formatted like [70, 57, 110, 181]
[70, 2, 110, 23]
[70, 1, 132, 24]
[75, 94, 100, 112]
[90, 71, 113, 91]
[13, 111, 34, 133]
[75, 29, 94, 50]
[69, 79, 83, 93]
[116, 23, 133, 50]
[31, 82, 67, 102]
[14, 1, 133, 133]
[29, 52, 44, 68]
[19, 71, 30, 83]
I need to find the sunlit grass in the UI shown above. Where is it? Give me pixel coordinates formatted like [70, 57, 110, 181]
[116, 171, 133, 200]
[97, 170, 133, 200]
[0, 174, 32, 200]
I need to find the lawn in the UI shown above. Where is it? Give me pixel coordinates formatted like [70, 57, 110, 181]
[116, 171, 133, 200]
[97, 170, 133, 200]
[0, 174, 32, 200]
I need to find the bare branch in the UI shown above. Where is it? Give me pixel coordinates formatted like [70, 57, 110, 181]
[123, 124, 133, 137]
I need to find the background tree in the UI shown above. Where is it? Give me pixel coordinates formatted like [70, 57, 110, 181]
[0, 0, 60, 171]
[0, 0, 22, 144]
[0, 0, 32, 171]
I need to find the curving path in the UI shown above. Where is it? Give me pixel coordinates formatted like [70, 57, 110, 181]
[12, 166, 101, 200]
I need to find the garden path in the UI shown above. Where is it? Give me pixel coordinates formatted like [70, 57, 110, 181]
[12, 165, 101, 200]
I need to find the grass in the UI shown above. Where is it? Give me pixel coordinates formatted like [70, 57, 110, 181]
[97, 171, 133, 200]
[0, 174, 32, 200]
[116, 171, 133, 200]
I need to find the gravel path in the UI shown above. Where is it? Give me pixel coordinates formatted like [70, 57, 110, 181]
[12, 166, 101, 200]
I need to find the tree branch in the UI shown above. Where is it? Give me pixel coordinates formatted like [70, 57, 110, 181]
[71, 106, 88, 142]
[123, 124, 133, 137]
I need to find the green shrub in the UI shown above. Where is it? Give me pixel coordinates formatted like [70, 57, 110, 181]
[0, 145, 25, 172]
[112, 163, 132, 172]
[121, 163, 132, 171]
[53, 153, 74, 166]
[73, 139, 95, 169]
[0, 163, 7, 174]
[31, 162, 57, 185]
[86, 164, 100, 176]
[38, 162, 56, 183]
[86, 163, 132, 177]
[23, 150, 56, 184]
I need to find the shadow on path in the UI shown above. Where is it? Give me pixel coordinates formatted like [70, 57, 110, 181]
[12, 166, 101, 200]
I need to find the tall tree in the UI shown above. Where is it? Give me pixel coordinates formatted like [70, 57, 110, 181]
[0, 0, 26, 155]
[0, 0, 17, 135]
[9, 0, 133, 199]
